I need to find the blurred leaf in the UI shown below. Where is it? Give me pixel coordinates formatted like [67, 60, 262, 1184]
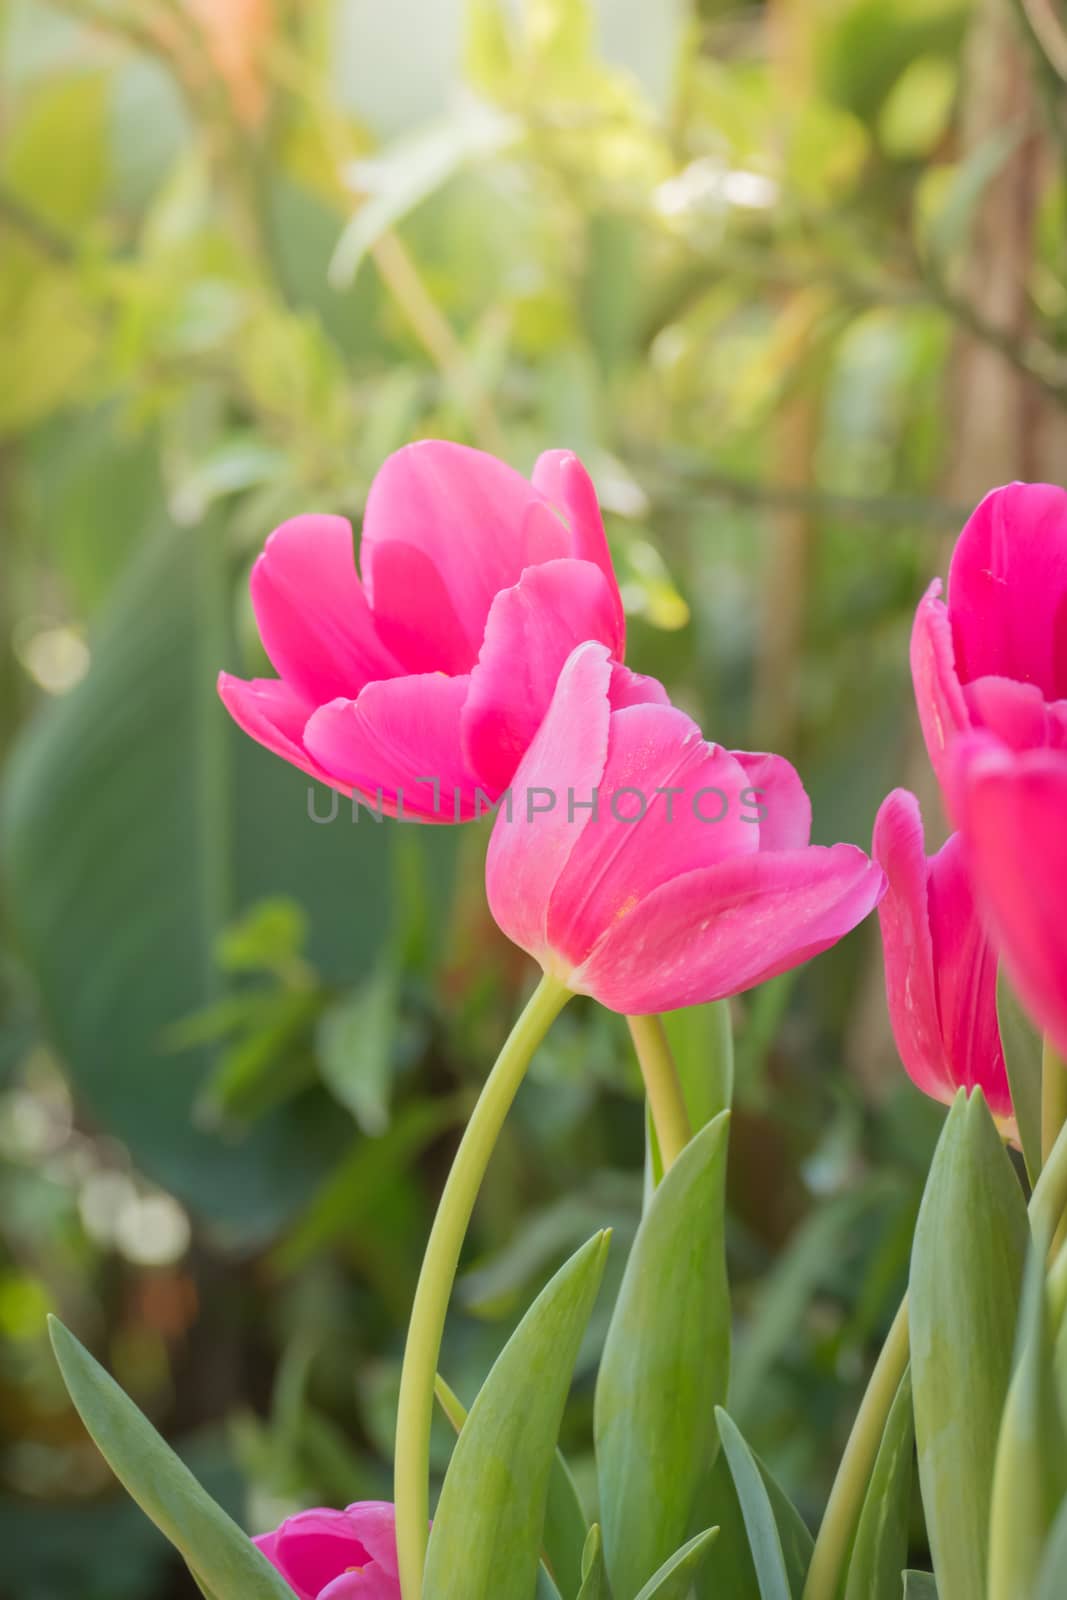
[633, 1528, 719, 1600]
[3, 72, 109, 227]
[317, 966, 397, 1134]
[1036, 1497, 1067, 1600]
[902, 1577, 938, 1600]
[909, 1090, 1028, 1600]
[595, 1113, 730, 1595]
[988, 1234, 1067, 1600]
[997, 964, 1043, 1185]
[662, 998, 734, 1130]
[424, 1232, 610, 1600]
[922, 123, 1025, 264]
[878, 56, 956, 159]
[0, 523, 404, 1234]
[843, 1369, 913, 1600]
[48, 1319, 291, 1600]
[330, 102, 520, 287]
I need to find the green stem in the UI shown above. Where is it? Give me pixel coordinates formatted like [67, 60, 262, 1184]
[626, 1014, 692, 1172]
[1042, 1036, 1067, 1165]
[801, 1295, 910, 1600]
[1030, 1090, 1067, 1245]
[394, 973, 572, 1600]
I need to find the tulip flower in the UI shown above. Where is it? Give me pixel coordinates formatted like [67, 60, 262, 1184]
[254, 1502, 401, 1599]
[485, 641, 886, 1012]
[218, 442, 625, 819]
[911, 481, 1067, 793]
[871, 788, 1013, 1128]
[950, 734, 1067, 1061]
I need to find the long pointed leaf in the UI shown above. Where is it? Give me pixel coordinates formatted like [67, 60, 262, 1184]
[843, 1369, 913, 1600]
[577, 1525, 610, 1600]
[909, 1090, 1028, 1600]
[424, 1232, 610, 1600]
[715, 1408, 792, 1600]
[48, 1318, 290, 1600]
[633, 1528, 719, 1600]
[596, 1112, 730, 1595]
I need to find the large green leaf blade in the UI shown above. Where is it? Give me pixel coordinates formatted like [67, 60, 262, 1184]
[715, 1409, 792, 1600]
[988, 1233, 1067, 1600]
[596, 1112, 731, 1596]
[423, 1232, 610, 1600]
[843, 1370, 914, 1600]
[909, 1089, 1028, 1600]
[48, 1318, 290, 1600]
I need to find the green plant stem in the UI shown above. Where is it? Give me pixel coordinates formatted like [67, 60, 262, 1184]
[626, 1014, 692, 1172]
[1030, 1086, 1067, 1245]
[394, 973, 572, 1600]
[1042, 1036, 1067, 1164]
[800, 1294, 910, 1600]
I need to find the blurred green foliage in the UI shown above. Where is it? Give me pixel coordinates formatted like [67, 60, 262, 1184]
[0, 0, 1062, 1593]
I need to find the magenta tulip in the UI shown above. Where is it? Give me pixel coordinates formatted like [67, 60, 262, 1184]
[871, 788, 1013, 1128]
[911, 482, 1067, 794]
[254, 1502, 400, 1599]
[485, 641, 885, 1012]
[218, 442, 624, 820]
[950, 734, 1067, 1061]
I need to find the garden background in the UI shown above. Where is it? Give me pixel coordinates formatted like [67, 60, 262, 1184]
[1, 1, 1064, 1594]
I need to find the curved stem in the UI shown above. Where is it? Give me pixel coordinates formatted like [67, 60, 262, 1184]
[394, 974, 572, 1600]
[626, 1014, 692, 1172]
[801, 1295, 910, 1600]
[1030, 1087, 1067, 1246]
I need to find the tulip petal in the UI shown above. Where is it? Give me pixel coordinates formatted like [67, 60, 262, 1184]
[731, 751, 812, 850]
[249, 515, 401, 705]
[486, 641, 615, 964]
[304, 674, 480, 821]
[872, 789, 957, 1106]
[462, 558, 625, 793]
[927, 832, 1012, 1120]
[962, 675, 1067, 756]
[361, 441, 570, 667]
[545, 709, 758, 969]
[575, 845, 885, 1013]
[608, 661, 671, 710]
[271, 1512, 369, 1600]
[532, 450, 625, 643]
[910, 579, 971, 785]
[341, 1503, 400, 1580]
[948, 482, 1067, 701]
[951, 737, 1067, 1059]
[217, 673, 346, 791]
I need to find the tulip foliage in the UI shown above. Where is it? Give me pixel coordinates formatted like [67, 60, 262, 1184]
[50, 461, 1067, 1600]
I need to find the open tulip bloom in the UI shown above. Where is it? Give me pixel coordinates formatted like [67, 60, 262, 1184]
[51, 462, 1067, 1600]
[911, 481, 1067, 795]
[217, 441, 626, 819]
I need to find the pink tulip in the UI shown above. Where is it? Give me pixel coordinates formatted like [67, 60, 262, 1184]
[485, 641, 885, 1012]
[911, 482, 1067, 793]
[950, 734, 1067, 1061]
[871, 788, 1013, 1128]
[218, 442, 624, 820]
[253, 1502, 400, 1599]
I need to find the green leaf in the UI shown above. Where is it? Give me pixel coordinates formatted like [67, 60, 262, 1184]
[0, 523, 448, 1235]
[662, 998, 734, 1128]
[988, 1233, 1067, 1600]
[844, 1370, 914, 1600]
[1036, 1497, 1067, 1600]
[595, 1112, 731, 1596]
[316, 966, 397, 1134]
[329, 102, 519, 287]
[715, 1409, 792, 1600]
[633, 1528, 719, 1600]
[47, 1319, 291, 1600]
[577, 1525, 609, 1600]
[909, 1090, 1028, 1600]
[693, 1434, 813, 1600]
[433, 1371, 589, 1597]
[423, 1232, 610, 1600]
[902, 1576, 938, 1599]
[996, 964, 1044, 1185]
